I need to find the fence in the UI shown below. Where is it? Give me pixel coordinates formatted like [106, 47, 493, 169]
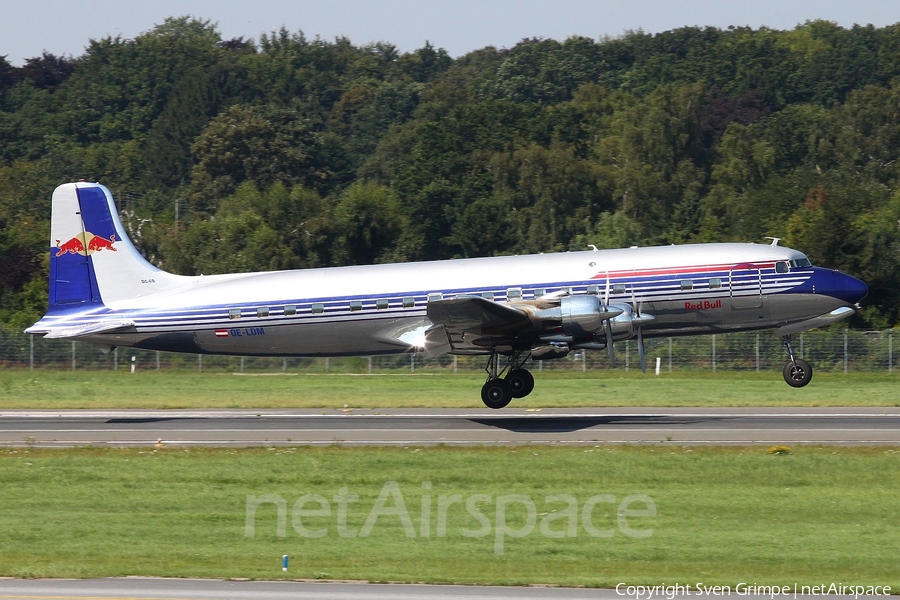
[0, 326, 895, 375]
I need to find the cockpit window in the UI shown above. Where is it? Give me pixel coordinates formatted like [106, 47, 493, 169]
[775, 261, 789, 274]
[790, 258, 812, 268]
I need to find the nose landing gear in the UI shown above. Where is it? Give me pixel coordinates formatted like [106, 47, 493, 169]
[781, 335, 813, 387]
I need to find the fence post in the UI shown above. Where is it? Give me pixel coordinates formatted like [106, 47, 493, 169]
[668, 337, 672, 372]
[113, 348, 118, 371]
[156, 351, 160, 371]
[240, 357, 244, 373]
[755, 333, 760, 372]
[71, 341, 76, 371]
[282, 357, 287, 373]
[843, 329, 848, 374]
[198, 354, 203, 373]
[411, 353, 415, 373]
[890, 330, 894, 374]
[625, 340, 630, 372]
[712, 334, 717, 373]
[453, 355, 458, 373]
[29, 335, 34, 372]
[325, 357, 330, 373]
[368, 356, 372, 374]
[582, 350, 586, 372]
[799, 333, 804, 359]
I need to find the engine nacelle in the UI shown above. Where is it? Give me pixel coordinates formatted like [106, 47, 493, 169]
[527, 295, 624, 340]
[607, 303, 635, 340]
[560, 295, 607, 337]
[604, 304, 655, 340]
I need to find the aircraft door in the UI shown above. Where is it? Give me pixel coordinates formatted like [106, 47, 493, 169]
[729, 266, 763, 309]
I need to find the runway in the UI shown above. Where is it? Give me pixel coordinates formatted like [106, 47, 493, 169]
[0, 578, 884, 600]
[0, 578, 601, 599]
[0, 407, 898, 446]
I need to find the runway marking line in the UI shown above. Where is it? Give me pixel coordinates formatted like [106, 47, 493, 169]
[0, 595, 188, 600]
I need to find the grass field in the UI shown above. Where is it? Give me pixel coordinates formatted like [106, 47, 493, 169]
[0, 445, 897, 587]
[0, 369, 897, 409]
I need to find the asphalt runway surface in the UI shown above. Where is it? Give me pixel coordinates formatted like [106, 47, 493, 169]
[0, 407, 898, 447]
[0, 579, 881, 600]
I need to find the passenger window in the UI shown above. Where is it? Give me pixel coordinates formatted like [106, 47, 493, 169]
[228, 308, 241, 319]
[311, 303, 324, 314]
[586, 285, 599, 294]
[256, 307, 269, 318]
[428, 293, 442, 302]
[612, 284, 626, 295]
[482, 291, 494, 300]
[533, 288, 545, 298]
[402, 297, 416, 308]
[284, 305, 297, 316]
[507, 288, 522, 299]
[680, 280, 693, 291]
[376, 299, 389, 310]
[349, 300, 362, 312]
[775, 261, 789, 274]
[709, 278, 722, 289]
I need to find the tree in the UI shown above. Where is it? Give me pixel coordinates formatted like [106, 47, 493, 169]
[187, 104, 326, 215]
[330, 182, 408, 264]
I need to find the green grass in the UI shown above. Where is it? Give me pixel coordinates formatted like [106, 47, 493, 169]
[0, 369, 898, 409]
[0, 445, 897, 587]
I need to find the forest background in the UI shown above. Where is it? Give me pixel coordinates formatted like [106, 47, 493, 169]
[2, 16, 900, 329]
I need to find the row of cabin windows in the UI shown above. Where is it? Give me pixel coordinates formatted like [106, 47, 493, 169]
[228, 295, 419, 318]
[228, 277, 739, 318]
[680, 278, 722, 291]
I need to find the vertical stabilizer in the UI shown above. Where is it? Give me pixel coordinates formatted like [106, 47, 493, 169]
[47, 182, 187, 312]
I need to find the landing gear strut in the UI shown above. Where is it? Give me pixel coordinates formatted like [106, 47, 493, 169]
[480, 350, 533, 409]
[781, 335, 813, 388]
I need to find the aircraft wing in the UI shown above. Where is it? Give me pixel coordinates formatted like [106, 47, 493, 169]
[425, 296, 532, 354]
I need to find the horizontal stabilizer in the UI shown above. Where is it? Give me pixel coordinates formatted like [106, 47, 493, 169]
[776, 306, 855, 337]
[33, 320, 136, 339]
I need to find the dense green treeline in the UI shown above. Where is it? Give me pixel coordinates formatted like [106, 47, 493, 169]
[2, 17, 900, 328]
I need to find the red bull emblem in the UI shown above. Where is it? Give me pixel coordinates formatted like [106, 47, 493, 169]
[55, 232, 117, 257]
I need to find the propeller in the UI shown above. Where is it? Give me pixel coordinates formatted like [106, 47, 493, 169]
[603, 275, 615, 368]
[632, 288, 646, 373]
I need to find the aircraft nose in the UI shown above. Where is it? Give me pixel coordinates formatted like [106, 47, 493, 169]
[818, 269, 868, 304]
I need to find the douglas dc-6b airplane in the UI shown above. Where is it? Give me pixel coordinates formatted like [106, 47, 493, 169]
[27, 182, 868, 408]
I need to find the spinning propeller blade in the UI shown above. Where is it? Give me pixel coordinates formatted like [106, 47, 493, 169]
[632, 288, 646, 373]
[604, 274, 615, 368]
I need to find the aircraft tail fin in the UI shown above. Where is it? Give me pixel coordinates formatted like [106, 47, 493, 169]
[44, 181, 187, 314]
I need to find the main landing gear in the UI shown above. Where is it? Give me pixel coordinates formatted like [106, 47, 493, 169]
[781, 335, 813, 388]
[480, 350, 535, 409]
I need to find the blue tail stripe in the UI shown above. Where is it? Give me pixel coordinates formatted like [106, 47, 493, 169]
[77, 186, 118, 240]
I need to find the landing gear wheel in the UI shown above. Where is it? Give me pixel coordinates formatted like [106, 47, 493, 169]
[783, 359, 813, 388]
[505, 369, 535, 398]
[481, 378, 513, 409]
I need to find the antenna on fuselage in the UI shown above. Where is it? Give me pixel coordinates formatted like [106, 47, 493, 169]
[763, 237, 781, 247]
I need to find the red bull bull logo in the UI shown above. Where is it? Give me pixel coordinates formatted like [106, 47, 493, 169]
[55, 232, 117, 257]
[55, 236, 85, 256]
